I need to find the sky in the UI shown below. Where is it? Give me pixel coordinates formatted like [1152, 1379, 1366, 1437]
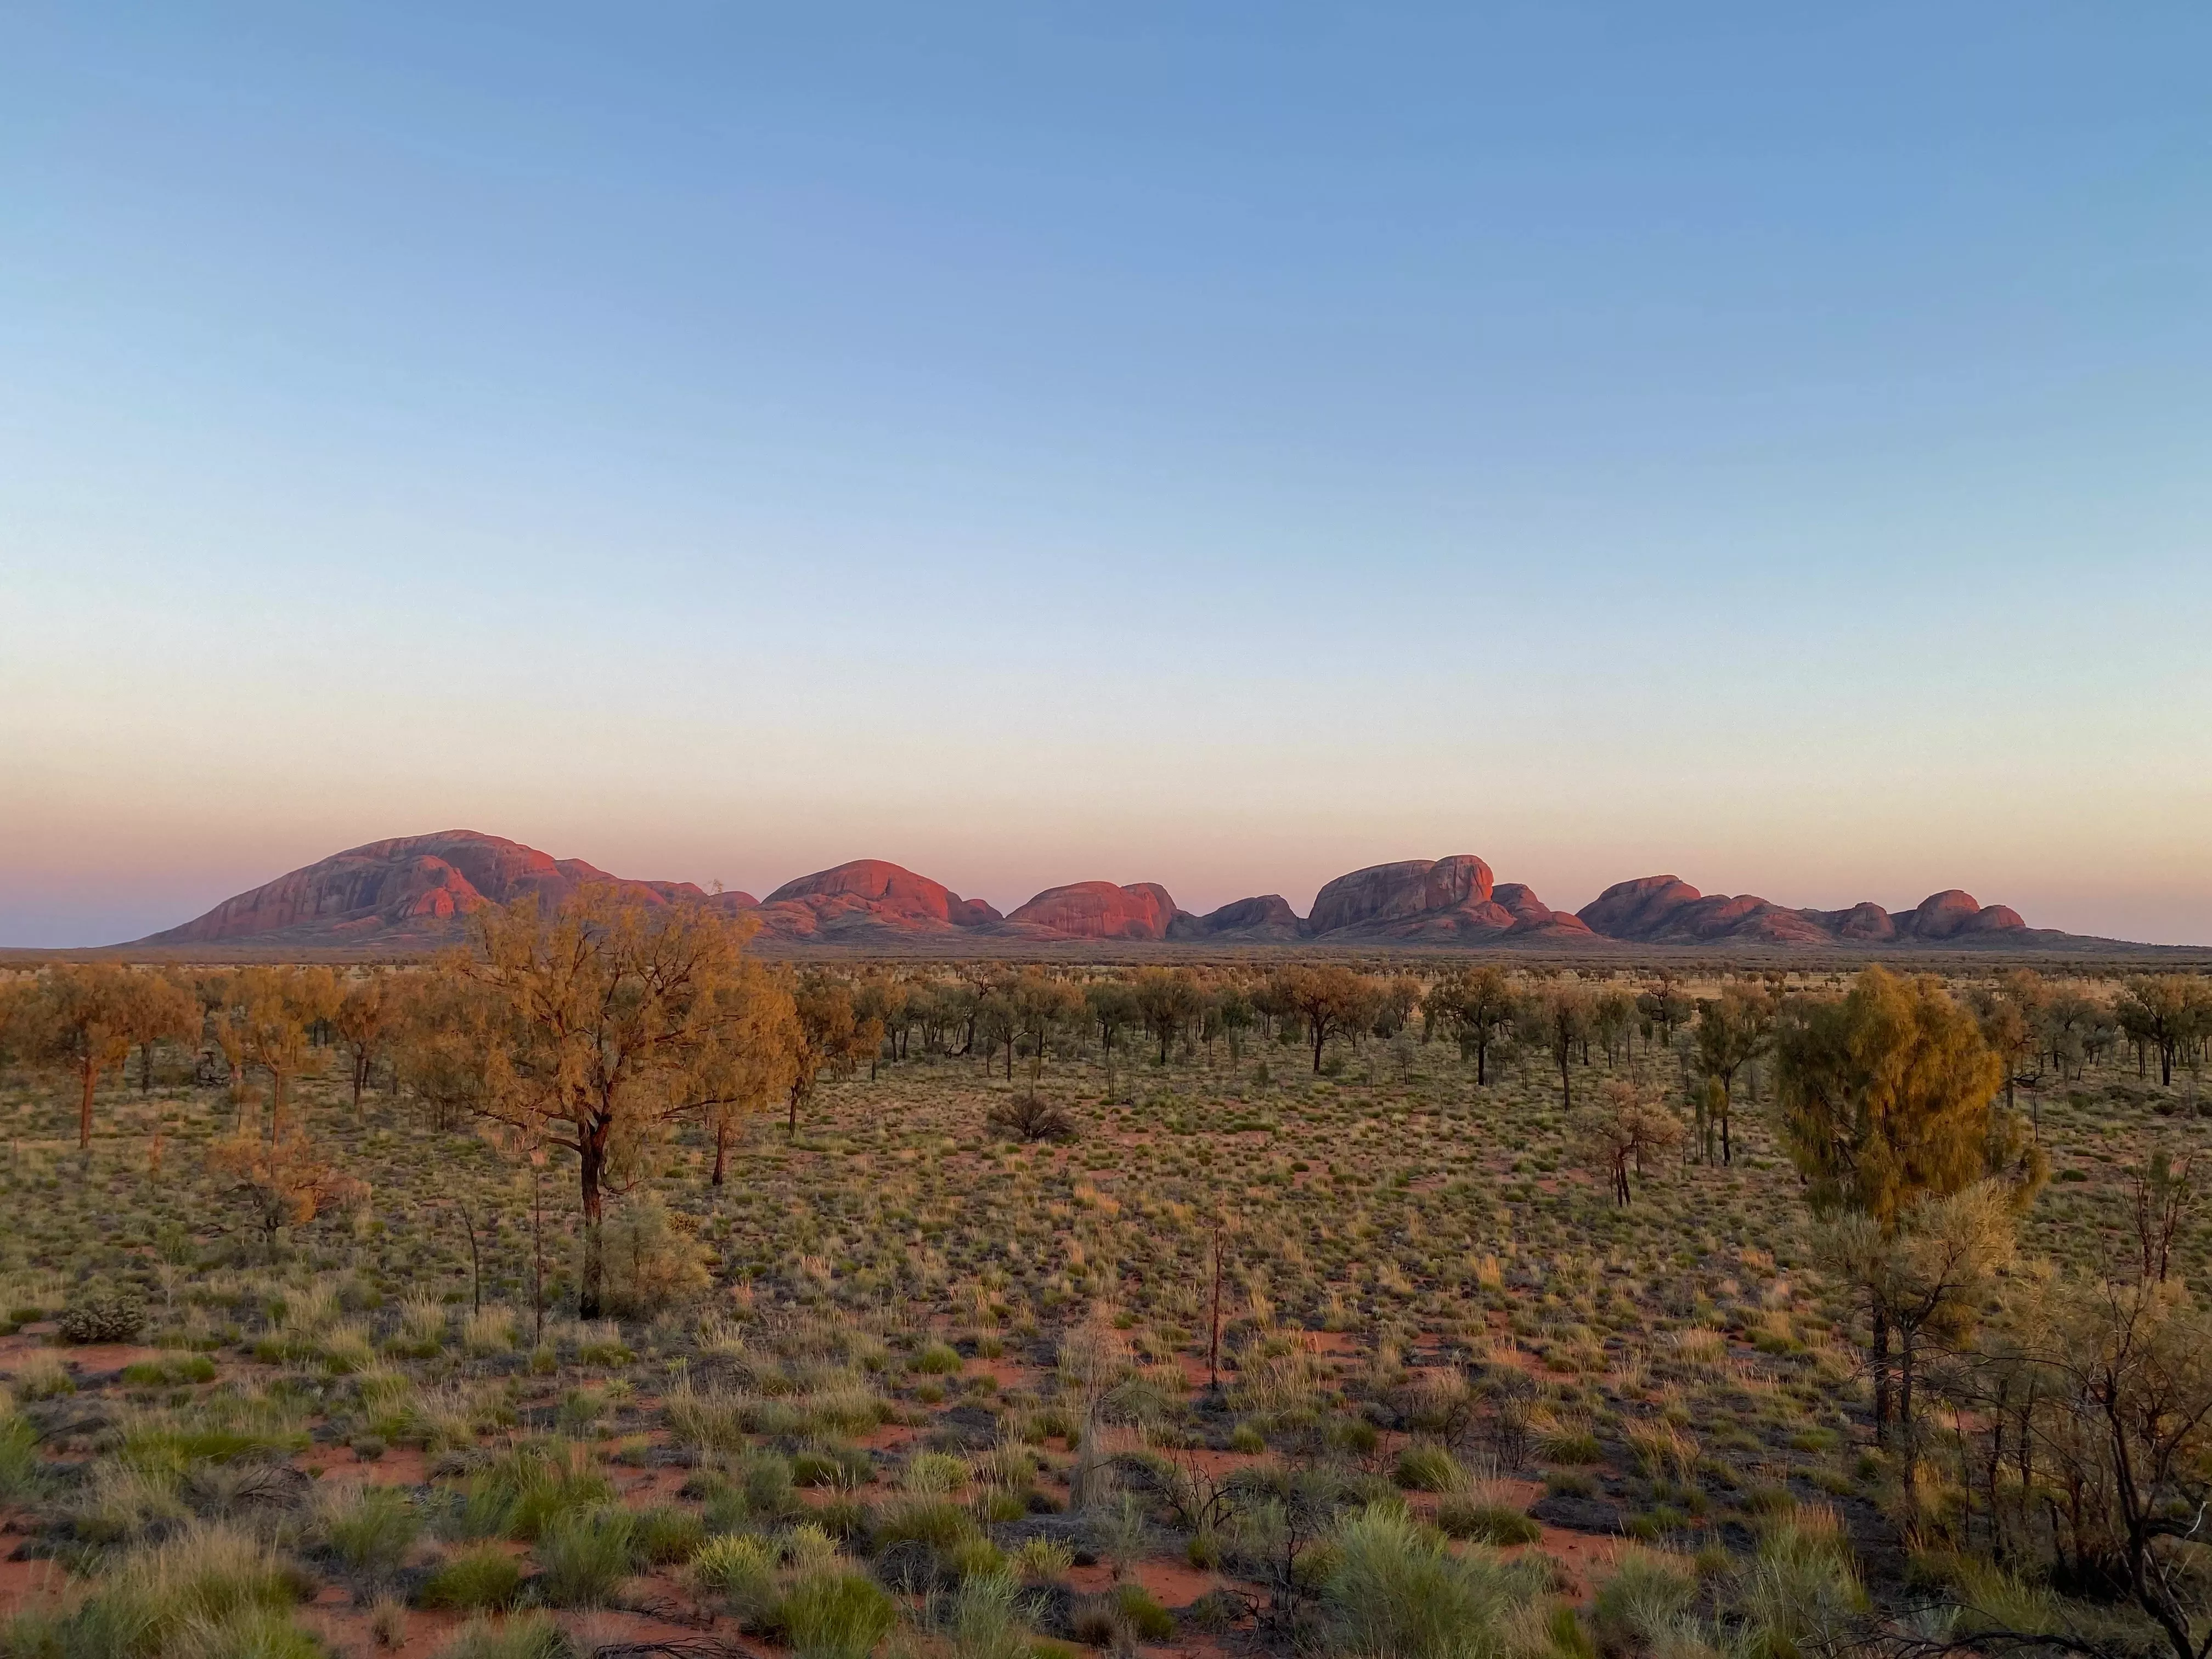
[3, 4, 2209, 947]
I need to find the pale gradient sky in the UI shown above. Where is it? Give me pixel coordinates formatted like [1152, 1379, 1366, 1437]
[4, 5, 2209, 947]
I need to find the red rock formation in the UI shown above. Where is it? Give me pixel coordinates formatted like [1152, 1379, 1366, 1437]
[1167, 895, 1306, 942]
[1007, 881, 1180, 940]
[1805, 901, 1897, 941]
[1581, 877, 2030, 945]
[1489, 884, 1595, 936]
[132, 832, 2062, 953]
[755, 860, 1004, 940]
[142, 832, 754, 946]
[1900, 890, 2025, 940]
[1307, 856, 1495, 935]
[1575, 876, 1705, 939]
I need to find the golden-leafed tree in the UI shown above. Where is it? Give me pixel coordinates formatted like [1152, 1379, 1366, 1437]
[1691, 982, 1774, 1165]
[1133, 968, 1203, 1066]
[17, 963, 140, 1152]
[702, 960, 799, 1185]
[1575, 1079, 1684, 1206]
[208, 1128, 368, 1259]
[1778, 964, 2042, 1438]
[1425, 965, 1514, 1084]
[1525, 983, 1593, 1109]
[2115, 974, 2211, 1088]
[235, 966, 340, 1143]
[467, 888, 776, 1317]
[334, 973, 402, 1113]
[785, 972, 879, 1135]
[394, 962, 500, 1131]
[125, 969, 198, 1095]
[1270, 964, 1372, 1074]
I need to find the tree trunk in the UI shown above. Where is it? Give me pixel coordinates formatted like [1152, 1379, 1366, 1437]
[1311, 1019, 1324, 1074]
[459, 1201, 482, 1311]
[1871, 1305, 1893, 1442]
[1898, 1326, 1916, 1464]
[1719, 1082, 1732, 1165]
[78, 1059, 97, 1152]
[711, 1121, 728, 1187]
[140, 1042, 154, 1093]
[579, 1131, 607, 1319]
[1476, 1036, 1487, 1086]
[270, 1074, 288, 1144]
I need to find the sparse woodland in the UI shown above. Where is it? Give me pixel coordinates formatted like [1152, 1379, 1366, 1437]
[0, 895, 2209, 1659]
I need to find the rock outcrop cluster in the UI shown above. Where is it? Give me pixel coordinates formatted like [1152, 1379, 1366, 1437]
[139, 832, 2081, 951]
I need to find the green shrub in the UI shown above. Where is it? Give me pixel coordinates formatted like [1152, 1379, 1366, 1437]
[1538, 1424, 1604, 1465]
[36, 1522, 311, 1658]
[1325, 1505, 1541, 1659]
[910, 1341, 963, 1375]
[534, 1508, 639, 1606]
[162, 1602, 324, 1658]
[121, 1353, 218, 1387]
[58, 1288, 146, 1345]
[782, 1570, 897, 1659]
[418, 1547, 524, 1612]
[689, 1532, 781, 1627]
[902, 1450, 967, 1495]
[9, 1355, 75, 1401]
[319, 1483, 422, 1577]
[873, 1496, 980, 1553]
[1113, 1584, 1175, 1642]
[436, 1609, 573, 1659]
[1393, 1444, 1465, 1493]
[1434, 1493, 1541, 1545]
[793, 1441, 872, 1488]
[574, 1324, 635, 1367]
[633, 1503, 706, 1565]
[473, 1443, 615, 1542]
[739, 1450, 799, 1520]
[1592, 1550, 1699, 1656]
[0, 1407, 42, 1502]
[946, 1568, 1032, 1659]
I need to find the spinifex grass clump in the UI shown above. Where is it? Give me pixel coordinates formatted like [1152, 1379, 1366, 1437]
[418, 1545, 525, 1611]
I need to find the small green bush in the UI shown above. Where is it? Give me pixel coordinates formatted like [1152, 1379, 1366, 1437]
[633, 1503, 706, 1565]
[1434, 1494, 1541, 1545]
[0, 1408, 42, 1502]
[873, 1495, 980, 1553]
[1325, 1505, 1542, 1659]
[1592, 1550, 1698, 1657]
[58, 1288, 146, 1345]
[690, 1532, 780, 1627]
[418, 1547, 524, 1612]
[122, 1353, 218, 1387]
[782, 1570, 897, 1659]
[909, 1341, 963, 1375]
[320, 1483, 422, 1577]
[436, 1609, 573, 1659]
[1114, 1584, 1175, 1641]
[1393, 1444, 1465, 1493]
[534, 1507, 639, 1606]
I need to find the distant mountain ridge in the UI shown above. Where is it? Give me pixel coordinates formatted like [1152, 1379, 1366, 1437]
[127, 830, 2152, 953]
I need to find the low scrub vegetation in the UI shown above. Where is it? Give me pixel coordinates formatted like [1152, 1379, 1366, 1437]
[0, 918, 2207, 1659]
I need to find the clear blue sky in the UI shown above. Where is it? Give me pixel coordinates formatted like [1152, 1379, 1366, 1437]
[4, 4, 2209, 945]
